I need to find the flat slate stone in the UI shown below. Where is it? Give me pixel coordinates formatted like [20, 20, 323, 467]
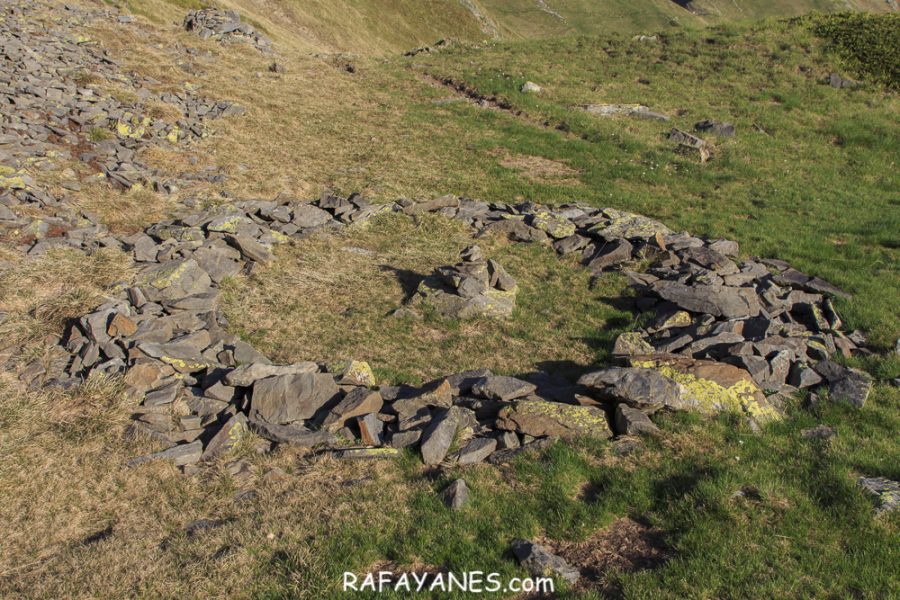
[225, 362, 318, 387]
[456, 437, 497, 465]
[471, 376, 536, 401]
[420, 408, 459, 465]
[249, 417, 336, 446]
[579, 367, 681, 411]
[127, 440, 202, 467]
[251, 372, 341, 423]
[651, 281, 761, 319]
[496, 400, 612, 439]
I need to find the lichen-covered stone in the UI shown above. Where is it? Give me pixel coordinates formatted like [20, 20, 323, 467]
[630, 355, 782, 422]
[497, 400, 612, 439]
[329, 359, 376, 387]
[590, 208, 672, 240]
[529, 211, 575, 239]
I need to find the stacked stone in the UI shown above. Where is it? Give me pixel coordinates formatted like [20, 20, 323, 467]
[34, 192, 875, 471]
[0, 0, 241, 247]
[183, 9, 272, 53]
[415, 244, 518, 318]
[398, 196, 872, 415]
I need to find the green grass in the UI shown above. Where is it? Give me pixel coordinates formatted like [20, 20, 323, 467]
[248, 385, 899, 598]
[400, 16, 899, 350]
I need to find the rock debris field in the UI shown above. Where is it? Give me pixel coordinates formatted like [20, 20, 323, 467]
[0, 0, 242, 253]
[0, 0, 897, 585]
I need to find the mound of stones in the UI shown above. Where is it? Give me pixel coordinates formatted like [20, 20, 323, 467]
[25, 190, 874, 472]
[414, 244, 517, 318]
[0, 0, 243, 251]
[183, 8, 272, 53]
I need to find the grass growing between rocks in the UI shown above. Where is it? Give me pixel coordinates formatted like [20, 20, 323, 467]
[405, 16, 900, 349]
[221, 212, 635, 384]
[4, 371, 894, 597]
[2, 3, 898, 598]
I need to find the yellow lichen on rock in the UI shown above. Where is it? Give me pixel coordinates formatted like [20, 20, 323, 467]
[631, 356, 782, 422]
[330, 359, 376, 387]
[116, 115, 150, 139]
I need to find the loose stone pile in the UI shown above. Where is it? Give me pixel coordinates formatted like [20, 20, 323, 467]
[414, 244, 518, 318]
[26, 190, 877, 473]
[0, 0, 242, 250]
[183, 8, 272, 53]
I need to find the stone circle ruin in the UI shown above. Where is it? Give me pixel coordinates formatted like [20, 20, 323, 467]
[15, 190, 872, 471]
[2, 0, 892, 528]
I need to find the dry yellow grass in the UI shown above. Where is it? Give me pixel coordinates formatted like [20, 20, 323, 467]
[221, 212, 629, 384]
[0, 248, 135, 357]
[0, 364, 428, 597]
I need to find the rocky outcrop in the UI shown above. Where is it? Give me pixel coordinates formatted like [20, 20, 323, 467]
[0, 0, 242, 253]
[183, 9, 272, 53]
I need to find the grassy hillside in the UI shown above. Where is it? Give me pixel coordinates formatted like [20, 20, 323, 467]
[116, 0, 896, 54]
[1, 2, 897, 598]
[403, 15, 900, 349]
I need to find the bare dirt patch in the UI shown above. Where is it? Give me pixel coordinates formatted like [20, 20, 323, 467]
[555, 517, 671, 592]
[494, 151, 581, 186]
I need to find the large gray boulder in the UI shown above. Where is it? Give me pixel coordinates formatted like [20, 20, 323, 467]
[420, 408, 459, 465]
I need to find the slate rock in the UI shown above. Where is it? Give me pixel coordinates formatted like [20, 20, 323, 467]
[827, 370, 872, 409]
[331, 447, 400, 460]
[420, 408, 459, 465]
[225, 233, 271, 263]
[357, 412, 384, 445]
[248, 417, 336, 446]
[812, 361, 873, 408]
[127, 440, 203, 467]
[442, 478, 470, 510]
[201, 413, 249, 461]
[471, 376, 536, 401]
[858, 477, 900, 514]
[456, 437, 497, 465]
[322, 388, 383, 431]
[292, 204, 333, 228]
[801, 425, 835, 439]
[225, 362, 318, 387]
[587, 238, 633, 272]
[251, 373, 341, 423]
[496, 401, 612, 439]
[578, 367, 681, 411]
[390, 430, 423, 449]
[651, 281, 761, 318]
[614, 404, 660, 437]
[510, 539, 580, 585]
